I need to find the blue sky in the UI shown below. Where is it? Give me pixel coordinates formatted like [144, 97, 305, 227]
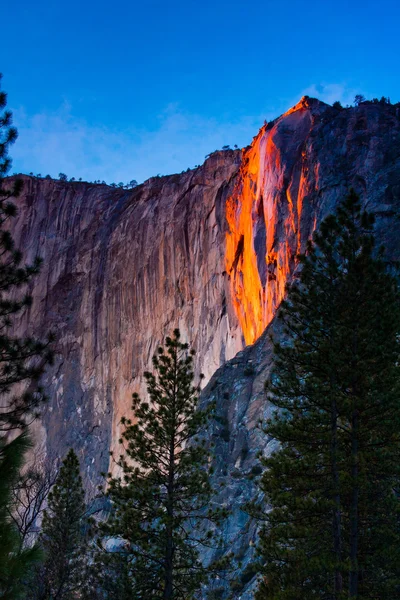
[3, 0, 400, 183]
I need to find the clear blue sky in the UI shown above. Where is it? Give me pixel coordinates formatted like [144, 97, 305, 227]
[3, 0, 400, 183]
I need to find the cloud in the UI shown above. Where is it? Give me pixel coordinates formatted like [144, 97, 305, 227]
[10, 103, 269, 184]
[9, 82, 362, 184]
[300, 82, 361, 107]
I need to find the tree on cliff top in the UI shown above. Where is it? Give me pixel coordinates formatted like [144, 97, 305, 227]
[252, 191, 400, 599]
[98, 330, 226, 599]
[354, 94, 366, 105]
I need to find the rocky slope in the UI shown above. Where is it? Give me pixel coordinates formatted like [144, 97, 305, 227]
[5, 98, 400, 575]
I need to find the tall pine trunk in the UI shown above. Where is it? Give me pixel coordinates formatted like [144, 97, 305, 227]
[164, 461, 174, 599]
[349, 288, 359, 598]
[329, 309, 343, 598]
[163, 355, 177, 599]
[349, 409, 359, 597]
[331, 394, 343, 597]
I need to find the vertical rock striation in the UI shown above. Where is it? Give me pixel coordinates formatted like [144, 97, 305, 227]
[6, 96, 400, 515]
[7, 151, 243, 488]
[203, 97, 400, 596]
[225, 96, 400, 344]
[226, 97, 325, 343]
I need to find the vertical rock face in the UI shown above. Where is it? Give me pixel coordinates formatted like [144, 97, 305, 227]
[6, 96, 400, 514]
[7, 151, 244, 488]
[226, 98, 325, 343]
[202, 98, 400, 597]
[226, 96, 400, 344]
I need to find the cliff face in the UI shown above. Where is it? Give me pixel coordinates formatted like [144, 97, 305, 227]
[8, 151, 243, 488]
[6, 97, 400, 511]
[201, 97, 400, 597]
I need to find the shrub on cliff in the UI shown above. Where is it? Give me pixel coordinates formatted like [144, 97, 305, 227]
[251, 191, 400, 599]
[354, 94, 366, 105]
[97, 330, 227, 599]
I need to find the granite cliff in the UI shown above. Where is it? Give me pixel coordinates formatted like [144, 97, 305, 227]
[7, 149, 243, 490]
[202, 96, 400, 596]
[5, 97, 400, 589]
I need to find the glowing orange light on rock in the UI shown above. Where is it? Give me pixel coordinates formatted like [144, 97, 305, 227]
[226, 98, 314, 345]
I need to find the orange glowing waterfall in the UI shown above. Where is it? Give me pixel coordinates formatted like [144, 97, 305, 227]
[226, 102, 312, 345]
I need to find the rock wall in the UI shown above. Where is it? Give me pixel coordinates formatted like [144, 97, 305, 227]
[6, 96, 400, 514]
[226, 96, 400, 344]
[201, 97, 400, 597]
[7, 150, 243, 489]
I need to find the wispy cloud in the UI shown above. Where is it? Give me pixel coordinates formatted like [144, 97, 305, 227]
[300, 82, 361, 107]
[10, 82, 362, 184]
[10, 103, 268, 184]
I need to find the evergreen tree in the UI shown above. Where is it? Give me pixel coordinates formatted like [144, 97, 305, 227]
[32, 449, 89, 600]
[0, 73, 53, 432]
[100, 330, 225, 599]
[84, 550, 134, 600]
[252, 191, 400, 599]
[0, 74, 53, 598]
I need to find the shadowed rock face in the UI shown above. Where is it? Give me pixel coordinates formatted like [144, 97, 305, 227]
[200, 98, 400, 596]
[5, 97, 400, 554]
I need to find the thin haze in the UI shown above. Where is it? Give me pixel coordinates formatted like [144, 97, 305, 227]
[3, 0, 400, 183]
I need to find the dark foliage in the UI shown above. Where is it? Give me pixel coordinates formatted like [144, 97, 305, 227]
[97, 330, 227, 599]
[0, 73, 54, 599]
[29, 449, 90, 600]
[250, 191, 400, 599]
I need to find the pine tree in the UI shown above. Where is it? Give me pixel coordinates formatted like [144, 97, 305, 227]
[32, 449, 89, 599]
[0, 73, 53, 432]
[0, 74, 54, 598]
[84, 551, 134, 600]
[252, 191, 400, 599]
[100, 329, 225, 599]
